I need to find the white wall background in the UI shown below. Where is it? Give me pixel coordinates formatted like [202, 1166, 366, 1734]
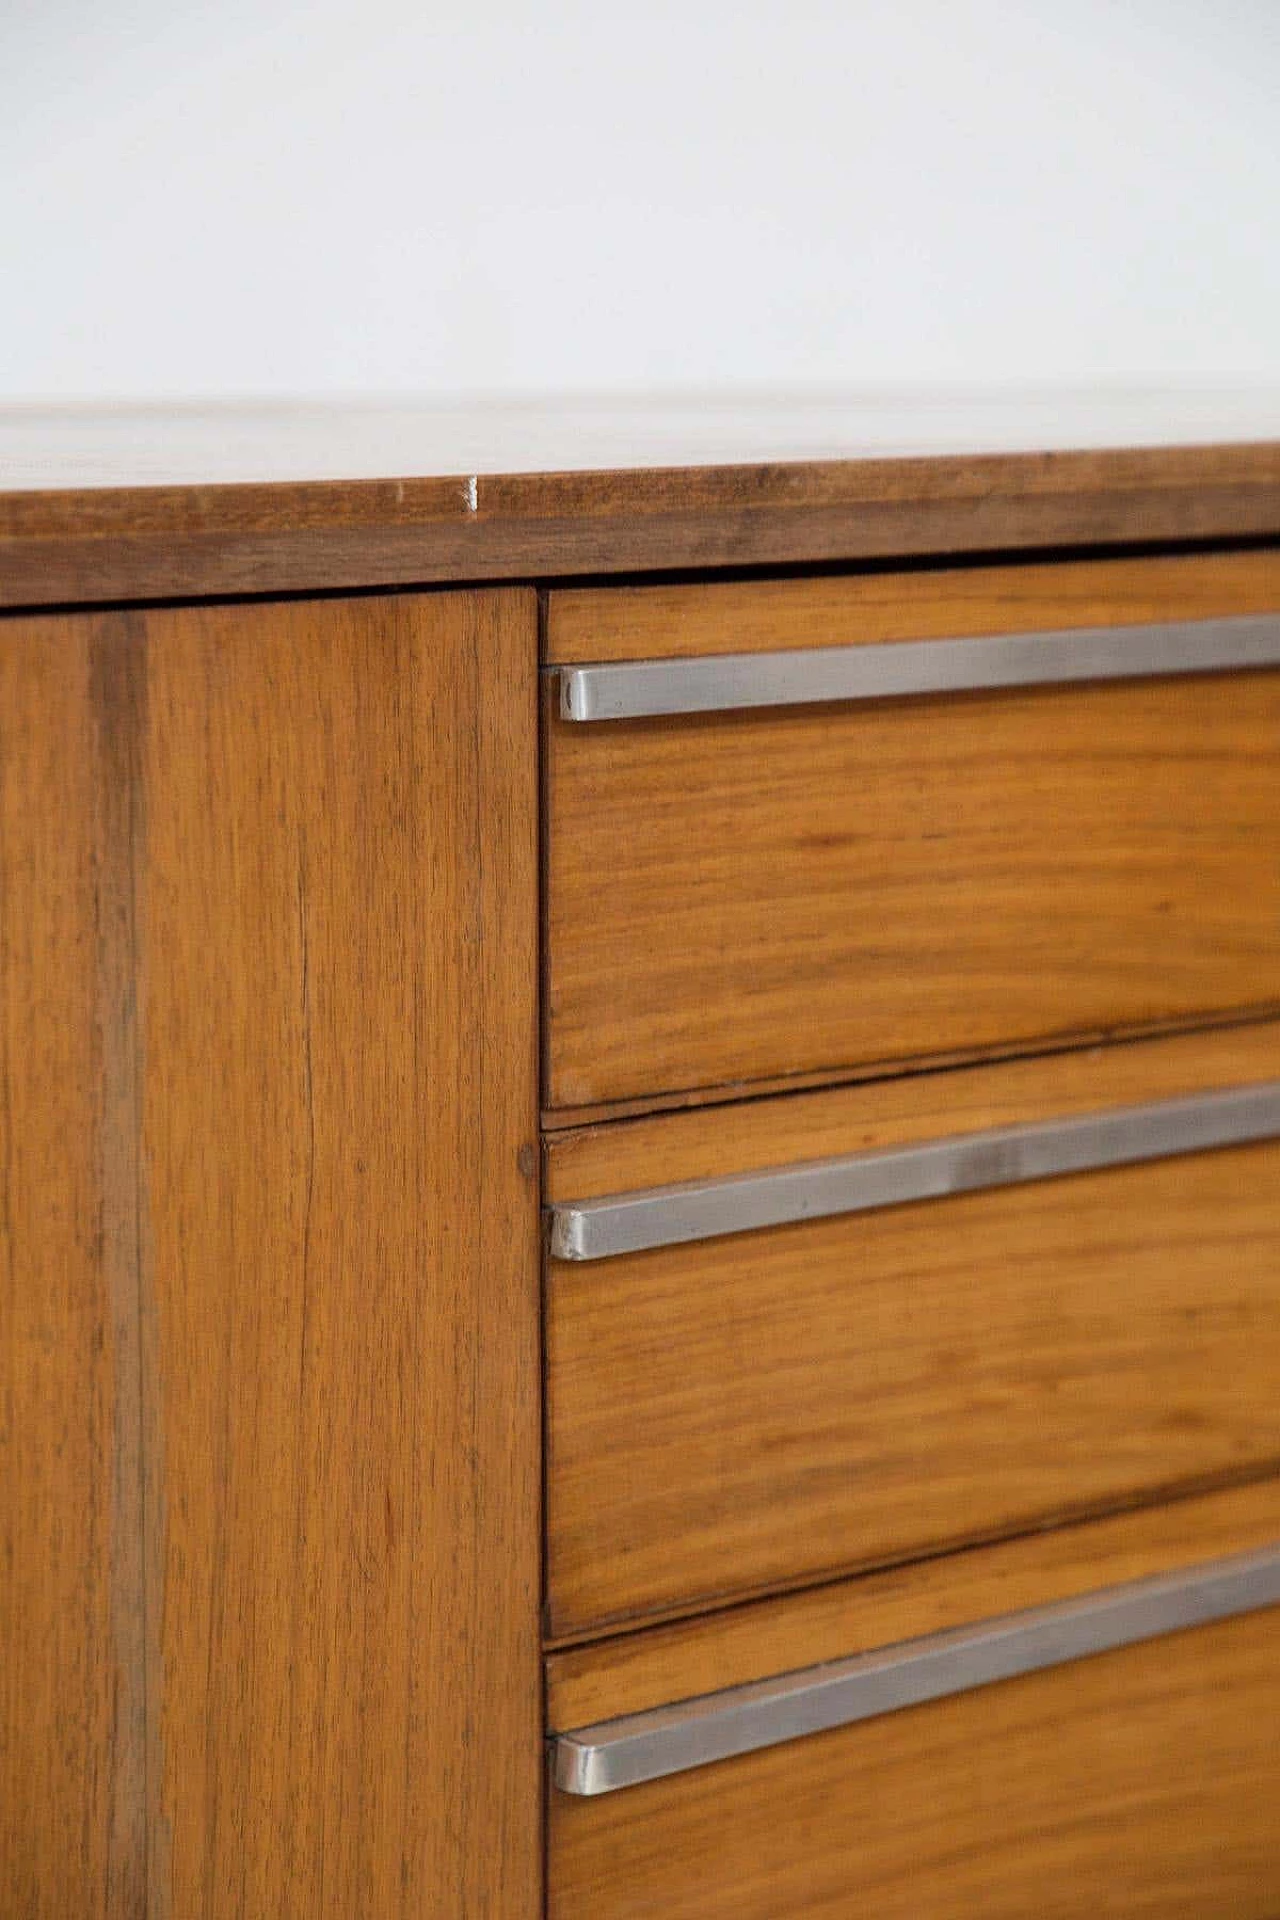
[3, 0, 1279, 400]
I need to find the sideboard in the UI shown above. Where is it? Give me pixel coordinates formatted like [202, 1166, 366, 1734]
[3, 397, 1280, 1917]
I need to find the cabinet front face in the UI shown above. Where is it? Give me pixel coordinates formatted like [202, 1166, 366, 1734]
[543, 553, 1280, 1109]
[548, 1601, 1280, 1920]
[0, 590, 543, 1918]
[544, 1026, 1280, 1637]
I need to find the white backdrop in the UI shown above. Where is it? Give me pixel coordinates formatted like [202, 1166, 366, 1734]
[3, 0, 1278, 400]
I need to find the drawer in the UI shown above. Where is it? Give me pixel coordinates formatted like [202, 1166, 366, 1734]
[546, 1510, 1280, 1918]
[544, 1023, 1280, 1636]
[543, 551, 1280, 1109]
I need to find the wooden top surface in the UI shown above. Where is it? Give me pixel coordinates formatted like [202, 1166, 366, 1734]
[3, 391, 1280, 606]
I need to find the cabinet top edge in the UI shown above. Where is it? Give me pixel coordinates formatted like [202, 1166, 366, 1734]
[2, 393, 1280, 608]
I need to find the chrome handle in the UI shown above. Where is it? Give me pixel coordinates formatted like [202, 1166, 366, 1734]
[555, 612, 1280, 721]
[548, 1081, 1280, 1261]
[552, 1541, 1280, 1795]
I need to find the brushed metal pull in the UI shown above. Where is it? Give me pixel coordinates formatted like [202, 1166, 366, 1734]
[551, 1541, 1280, 1795]
[548, 1080, 1280, 1261]
[555, 612, 1280, 721]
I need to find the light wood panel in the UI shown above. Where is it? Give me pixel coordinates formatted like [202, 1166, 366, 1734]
[547, 546, 1280, 663]
[548, 1604, 1280, 1918]
[545, 665, 1280, 1107]
[546, 1475, 1280, 1722]
[0, 618, 144, 1916]
[547, 1126, 1280, 1637]
[545, 1015, 1280, 1200]
[141, 590, 540, 1915]
[0, 589, 542, 1915]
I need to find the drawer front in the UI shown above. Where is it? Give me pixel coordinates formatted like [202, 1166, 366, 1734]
[547, 1555, 1280, 1919]
[543, 556, 1280, 1109]
[544, 1032, 1280, 1635]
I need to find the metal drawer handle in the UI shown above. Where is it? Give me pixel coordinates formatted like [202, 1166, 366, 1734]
[549, 1080, 1280, 1261]
[555, 612, 1280, 721]
[552, 1541, 1280, 1795]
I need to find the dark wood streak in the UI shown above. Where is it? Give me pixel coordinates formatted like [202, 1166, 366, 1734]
[90, 621, 151, 1919]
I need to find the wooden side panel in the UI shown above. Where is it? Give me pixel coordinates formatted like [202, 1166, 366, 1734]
[140, 590, 541, 1915]
[545, 669, 1280, 1107]
[0, 620, 145, 1915]
[547, 1140, 1280, 1636]
[546, 1475, 1280, 1725]
[548, 1606, 1280, 1919]
[1, 589, 541, 1916]
[546, 546, 1280, 662]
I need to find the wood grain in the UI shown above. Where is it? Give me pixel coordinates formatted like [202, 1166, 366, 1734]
[540, 1008, 1280, 1132]
[547, 1112, 1280, 1636]
[544, 1016, 1280, 1200]
[0, 618, 144, 1916]
[141, 590, 540, 1915]
[2, 434, 1280, 608]
[546, 546, 1280, 662]
[546, 1474, 1280, 1722]
[548, 1605, 1280, 1918]
[0, 589, 542, 1915]
[545, 665, 1280, 1107]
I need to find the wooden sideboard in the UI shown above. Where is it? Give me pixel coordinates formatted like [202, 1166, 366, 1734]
[3, 398, 1280, 1917]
